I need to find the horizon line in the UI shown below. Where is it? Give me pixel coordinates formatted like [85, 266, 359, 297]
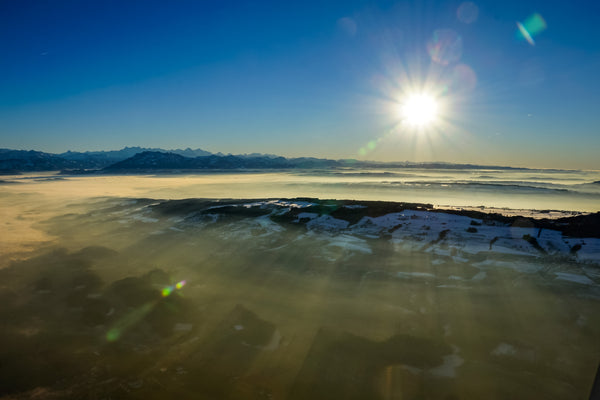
[1, 146, 595, 172]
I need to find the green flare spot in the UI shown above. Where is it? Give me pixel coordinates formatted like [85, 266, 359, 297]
[524, 13, 546, 35]
[106, 328, 120, 342]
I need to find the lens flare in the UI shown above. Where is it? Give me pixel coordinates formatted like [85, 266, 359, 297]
[451, 64, 477, 92]
[106, 280, 187, 342]
[427, 29, 462, 66]
[517, 13, 547, 46]
[162, 280, 187, 297]
[517, 22, 535, 45]
[457, 2, 479, 24]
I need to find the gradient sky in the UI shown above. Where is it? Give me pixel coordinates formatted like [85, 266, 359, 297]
[1, 0, 599, 169]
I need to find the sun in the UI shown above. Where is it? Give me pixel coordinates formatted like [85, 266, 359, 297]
[400, 93, 439, 127]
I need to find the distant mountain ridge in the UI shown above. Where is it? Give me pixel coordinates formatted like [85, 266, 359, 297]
[59, 146, 212, 164]
[99, 151, 532, 172]
[0, 149, 85, 171]
[0, 147, 289, 172]
[0, 147, 205, 171]
[0, 147, 538, 172]
[105, 151, 293, 170]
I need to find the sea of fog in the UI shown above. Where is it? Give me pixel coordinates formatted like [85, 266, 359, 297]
[0, 167, 599, 399]
[2, 167, 600, 212]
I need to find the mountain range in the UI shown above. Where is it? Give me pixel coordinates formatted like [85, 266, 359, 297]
[0, 147, 235, 172]
[0, 147, 527, 173]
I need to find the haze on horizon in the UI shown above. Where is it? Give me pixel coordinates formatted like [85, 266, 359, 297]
[1, 0, 599, 170]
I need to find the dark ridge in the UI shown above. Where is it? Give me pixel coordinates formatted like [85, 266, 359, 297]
[426, 207, 600, 238]
[103, 151, 296, 171]
[198, 205, 272, 219]
[145, 197, 600, 239]
[330, 201, 433, 224]
[269, 199, 433, 225]
[554, 212, 600, 238]
[149, 198, 244, 216]
[0, 150, 85, 171]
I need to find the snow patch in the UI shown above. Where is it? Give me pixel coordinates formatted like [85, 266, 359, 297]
[396, 271, 435, 279]
[173, 323, 193, 332]
[326, 235, 372, 254]
[131, 214, 159, 223]
[554, 272, 595, 285]
[491, 343, 517, 357]
[306, 215, 349, 232]
[472, 259, 542, 274]
[429, 346, 463, 378]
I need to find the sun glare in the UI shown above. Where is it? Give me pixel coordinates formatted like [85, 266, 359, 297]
[400, 93, 439, 127]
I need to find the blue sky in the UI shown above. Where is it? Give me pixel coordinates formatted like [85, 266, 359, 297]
[1, 0, 599, 169]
